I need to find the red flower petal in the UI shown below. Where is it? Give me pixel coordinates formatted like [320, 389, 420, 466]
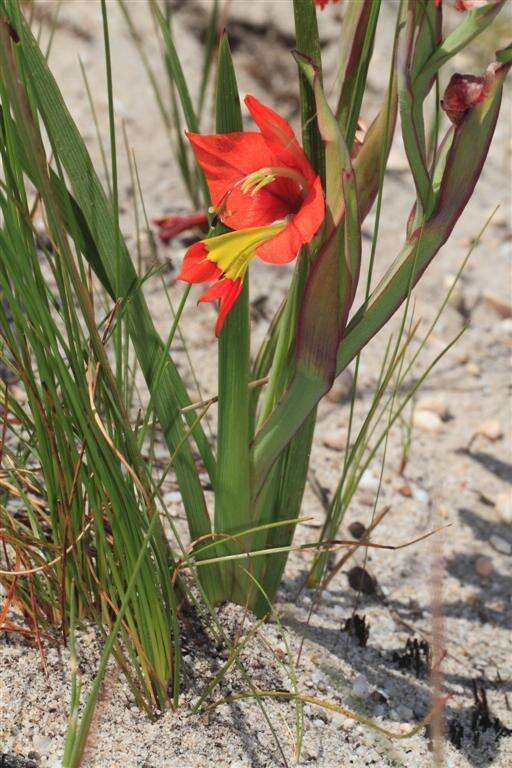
[187, 131, 276, 208]
[244, 95, 315, 182]
[198, 278, 243, 336]
[177, 241, 221, 283]
[256, 176, 325, 264]
[187, 131, 303, 231]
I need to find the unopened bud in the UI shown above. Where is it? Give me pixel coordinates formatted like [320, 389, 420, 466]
[441, 73, 488, 125]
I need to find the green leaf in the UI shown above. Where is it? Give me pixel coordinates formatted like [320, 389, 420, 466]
[213, 34, 251, 605]
[294, 51, 351, 229]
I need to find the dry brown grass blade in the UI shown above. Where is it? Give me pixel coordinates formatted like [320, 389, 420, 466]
[205, 688, 451, 741]
[0, 519, 94, 576]
[179, 376, 269, 414]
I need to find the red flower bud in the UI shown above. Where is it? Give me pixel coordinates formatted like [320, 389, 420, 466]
[153, 212, 208, 244]
[441, 73, 488, 125]
[314, 0, 341, 9]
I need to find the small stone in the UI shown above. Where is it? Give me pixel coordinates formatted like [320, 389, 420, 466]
[352, 673, 371, 699]
[495, 318, 512, 340]
[348, 521, 366, 539]
[346, 566, 377, 595]
[466, 362, 480, 377]
[478, 419, 503, 442]
[483, 291, 512, 319]
[490, 535, 511, 555]
[359, 469, 380, 493]
[475, 556, 493, 577]
[399, 722, 411, 734]
[326, 369, 354, 404]
[163, 490, 182, 504]
[398, 485, 412, 497]
[413, 409, 443, 433]
[412, 486, 430, 505]
[32, 734, 51, 752]
[369, 689, 388, 705]
[322, 429, 347, 451]
[496, 492, 512, 524]
[416, 396, 450, 420]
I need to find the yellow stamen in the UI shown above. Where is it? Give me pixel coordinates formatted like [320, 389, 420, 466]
[211, 166, 309, 219]
[239, 166, 308, 197]
[204, 223, 284, 280]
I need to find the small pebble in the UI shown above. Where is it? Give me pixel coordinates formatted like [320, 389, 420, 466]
[413, 409, 443, 434]
[495, 317, 512, 340]
[326, 369, 354, 403]
[398, 484, 412, 497]
[163, 490, 182, 504]
[347, 566, 377, 595]
[496, 492, 512, 524]
[489, 535, 511, 555]
[32, 734, 51, 752]
[475, 556, 493, 577]
[322, 429, 347, 451]
[466, 362, 480, 377]
[412, 486, 430, 505]
[359, 469, 380, 493]
[348, 521, 366, 539]
[483, 291, 512, 319]
[352, 673, 371, 699]
[416, 396, 450, 420]
[478, 419, 503, 442]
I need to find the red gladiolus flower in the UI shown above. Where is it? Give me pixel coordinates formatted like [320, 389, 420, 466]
[178, 95, 324, 334]
[153, 213, 208, 244]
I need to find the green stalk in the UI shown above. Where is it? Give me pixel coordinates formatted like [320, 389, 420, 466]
[293, 0, 324, 181]
[247, 0, 323, 612]
[213, 34, 251, 604]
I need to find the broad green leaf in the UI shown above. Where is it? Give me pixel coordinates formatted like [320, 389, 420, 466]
[213, 34, 251, 605]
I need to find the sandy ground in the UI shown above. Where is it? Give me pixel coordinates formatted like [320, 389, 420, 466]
[1, 1, 511, 767]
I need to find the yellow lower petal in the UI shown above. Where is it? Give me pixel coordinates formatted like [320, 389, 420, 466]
[204, 223, 284, 280]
